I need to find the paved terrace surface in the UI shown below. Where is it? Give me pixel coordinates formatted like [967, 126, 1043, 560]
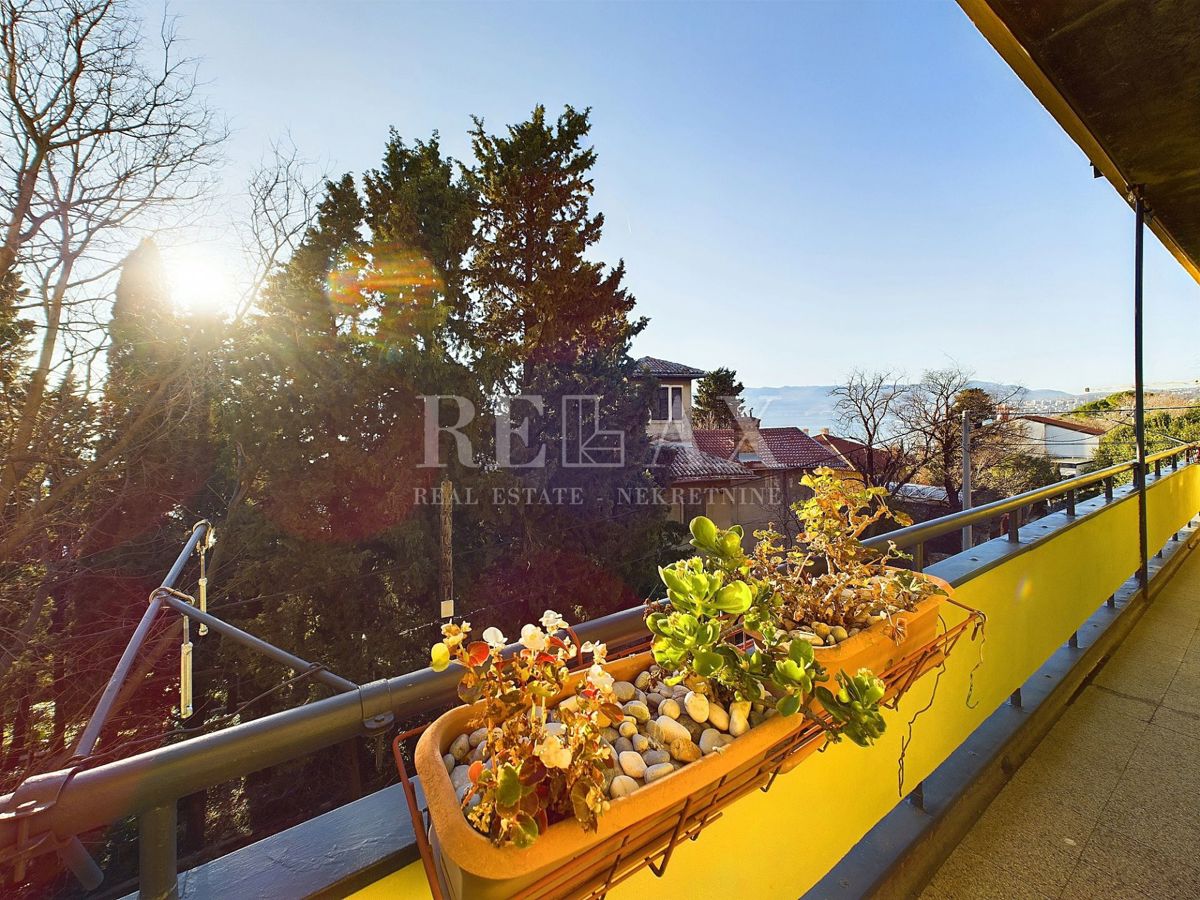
[921, 545, 1200, 900]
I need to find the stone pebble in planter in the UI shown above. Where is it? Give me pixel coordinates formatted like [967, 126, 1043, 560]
[442, 665, 777, 805]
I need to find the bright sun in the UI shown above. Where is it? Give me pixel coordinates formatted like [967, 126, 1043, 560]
[160, 244, 241, 316]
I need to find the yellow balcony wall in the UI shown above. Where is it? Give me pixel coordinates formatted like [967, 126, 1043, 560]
[360, 465, 1200, 899]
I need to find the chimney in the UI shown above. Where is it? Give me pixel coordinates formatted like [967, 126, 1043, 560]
[820, 427, 830, 435]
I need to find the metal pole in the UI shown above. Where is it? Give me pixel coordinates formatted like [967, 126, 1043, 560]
[440, 478, 454, 619]
[73, 522, 211, 759]
[139, 803, 178, 900]
[1134, 190, 1150, 593]
[961, 409, 973, 550]
[161, 594, 357, 694]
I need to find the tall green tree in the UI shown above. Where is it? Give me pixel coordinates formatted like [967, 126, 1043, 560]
[464, 105, 664, 621]
[692, 367, 745, 429]
[362, 130, 478, 351]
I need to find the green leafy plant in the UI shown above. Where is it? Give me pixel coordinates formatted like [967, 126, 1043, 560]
[649, 517, 881, 741]
[758, 469, 946, 640]
[430, 612, 621, 847]
[817, 669, 888, 747]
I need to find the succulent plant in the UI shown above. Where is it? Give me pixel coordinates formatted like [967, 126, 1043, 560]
[648, 516, 886, 742]
[817, 669, 888, 747]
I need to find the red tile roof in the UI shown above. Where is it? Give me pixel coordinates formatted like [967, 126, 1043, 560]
[634, 356, 707, 379]
[812, 433, 896, 473]
[655, 444, 759, 484]
[692, 427, 848, 472]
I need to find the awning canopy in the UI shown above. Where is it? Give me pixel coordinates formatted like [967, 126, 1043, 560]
[959, 0, 1200, 283]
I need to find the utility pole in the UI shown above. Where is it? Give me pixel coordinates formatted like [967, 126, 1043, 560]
[439, 478, 454, 618]
[961, 409, 973, 551]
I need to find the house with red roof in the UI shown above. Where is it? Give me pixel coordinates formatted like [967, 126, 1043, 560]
[811, 430, 897, 479]
[635, 357, 848, 537]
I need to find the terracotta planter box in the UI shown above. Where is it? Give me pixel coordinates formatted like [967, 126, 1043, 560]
[414, 650, 816, 900]
[811, 571, 952, 683]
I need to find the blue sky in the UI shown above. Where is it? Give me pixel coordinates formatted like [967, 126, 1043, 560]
[160, 0, 1197, 392]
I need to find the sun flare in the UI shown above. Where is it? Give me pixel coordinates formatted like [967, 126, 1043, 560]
[160, 244, 241, 317]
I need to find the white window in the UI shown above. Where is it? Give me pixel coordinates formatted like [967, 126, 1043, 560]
[652, 385, 685, 422]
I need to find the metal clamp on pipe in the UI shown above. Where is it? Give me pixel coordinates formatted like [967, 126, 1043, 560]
[356, 680, 396, 734]
[0, 769, 102, 890]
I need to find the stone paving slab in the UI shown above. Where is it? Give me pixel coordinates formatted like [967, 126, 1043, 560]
[921, 546, 1200, 900]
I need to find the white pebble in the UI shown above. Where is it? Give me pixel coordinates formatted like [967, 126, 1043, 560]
[644, 763, 674, 784]
[652, 715, 690, 745]
[707, 703, 730, 731]
[468, 727, 487, 747]
[449, 733, 470, 761]
[619, 720, 638, 738]
[618, 750, 647, 778]
[610, 774, 640, 799]
[622, 700, 651, 723]
[683, 691, 710, 723]
[642, 748, 670, 766]
[613, 681, 636, 702]
[728, 701, 751, 737]
[659, 698, 681, 719]
[450, 765, 472, 795]
[699, 728, 735, 754]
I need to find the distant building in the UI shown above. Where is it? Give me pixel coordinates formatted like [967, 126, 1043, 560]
[638, 356, 706, 444]
[635, 357, 848, 536]
[1015, 414, 1106, 476]
[810, 430, 896, 478]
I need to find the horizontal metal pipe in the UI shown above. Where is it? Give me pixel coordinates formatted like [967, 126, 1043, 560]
[863, 445, 1194, 554]
[3, 447, 1193, 858]
[0, 604, 647, 848]
[162, 595, 358, 694]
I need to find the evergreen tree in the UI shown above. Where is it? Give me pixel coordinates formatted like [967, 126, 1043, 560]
[464, 105, 665, 622]
[692, 367, 745, 429]
[362, 131, 477, 350]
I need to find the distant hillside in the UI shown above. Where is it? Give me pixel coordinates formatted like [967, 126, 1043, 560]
[742, 381, 1087, 431]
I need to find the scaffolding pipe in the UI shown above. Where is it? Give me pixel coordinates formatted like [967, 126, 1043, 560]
[72, 521, 212, 760]
[161, 593, 357, 694]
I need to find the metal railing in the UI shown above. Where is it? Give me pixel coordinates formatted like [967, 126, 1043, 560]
[0, 442, 1194, 899]
[863, 444, 1196, 570]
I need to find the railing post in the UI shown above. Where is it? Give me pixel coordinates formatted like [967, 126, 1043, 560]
[1007, 506, 1021, 542]
[913, 542, 925, 573]
[1066, 489, 1076, 518]
[909, 780, 925, 811]
[139, 803, 178, 900]
[1154, 458, 1162, 478]
[1104, 477, 1114, 503]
